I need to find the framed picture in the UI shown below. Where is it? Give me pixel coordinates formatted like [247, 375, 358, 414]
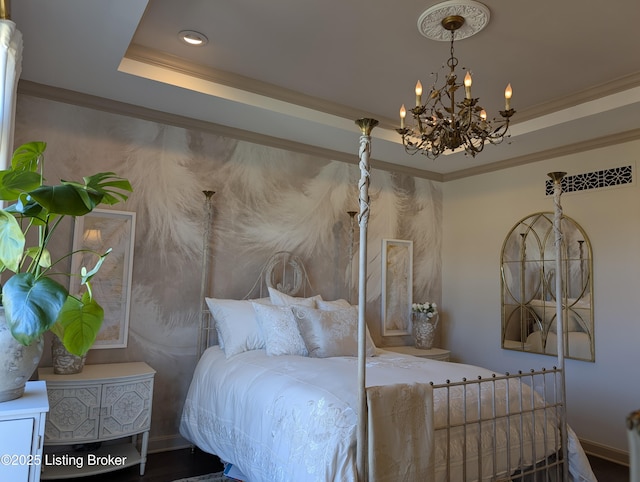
[69, 209, 136, 349]
[381, 239, 413, 336]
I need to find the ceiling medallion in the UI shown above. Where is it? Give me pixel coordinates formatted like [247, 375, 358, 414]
[417, 0, 490, 41]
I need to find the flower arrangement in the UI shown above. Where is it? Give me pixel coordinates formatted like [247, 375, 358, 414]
[411, 301, 438, 318]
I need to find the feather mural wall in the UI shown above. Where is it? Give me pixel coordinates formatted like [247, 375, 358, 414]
[117, 121, 205, 262]
[220, 156, 355, 257]
[14, 93, 442, 449]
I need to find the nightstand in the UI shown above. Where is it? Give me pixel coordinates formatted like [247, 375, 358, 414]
[38, 362, 155, 479]
[385, 345, 451, 361]
[0, 381, 49, 482]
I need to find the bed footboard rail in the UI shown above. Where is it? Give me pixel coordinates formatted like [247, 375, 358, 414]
[430, 368, 566, 482]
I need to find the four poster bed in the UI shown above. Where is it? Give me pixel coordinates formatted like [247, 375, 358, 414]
[179, 120, 596, 481]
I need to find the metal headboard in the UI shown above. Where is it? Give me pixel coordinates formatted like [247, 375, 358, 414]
[198, 251, 313, 357]
[244, 251, 312, 299]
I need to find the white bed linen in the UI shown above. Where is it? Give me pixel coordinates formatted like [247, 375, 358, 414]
[179, 346, 595, 482]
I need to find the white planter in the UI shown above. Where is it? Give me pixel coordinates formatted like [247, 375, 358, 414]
[0, 308, 44, 402]
[412, 312, 439, 350]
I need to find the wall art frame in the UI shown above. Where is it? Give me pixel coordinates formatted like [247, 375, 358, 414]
[70, 208, 136, 349]
[381, 238, 413, 336]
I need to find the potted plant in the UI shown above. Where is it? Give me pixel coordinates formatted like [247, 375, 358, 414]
[0, 141, 132, 400]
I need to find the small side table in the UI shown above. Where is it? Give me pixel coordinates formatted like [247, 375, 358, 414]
[38, 362, 155, 479]
[384, 345, 451, 361]
[0, 380, 49, 482]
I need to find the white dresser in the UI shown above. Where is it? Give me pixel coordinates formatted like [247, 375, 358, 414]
[38, 362, 155, 479]
[0, 380, 49, 482]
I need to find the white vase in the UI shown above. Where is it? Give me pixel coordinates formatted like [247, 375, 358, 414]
[412, 312, 439, 350]
[0, 307, 44, 402]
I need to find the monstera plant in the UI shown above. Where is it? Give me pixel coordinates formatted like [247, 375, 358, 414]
[0, 141, 132, 357]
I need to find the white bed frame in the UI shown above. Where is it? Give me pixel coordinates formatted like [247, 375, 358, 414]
[194, 120, 571, 481]
[352, 118, 569, 481]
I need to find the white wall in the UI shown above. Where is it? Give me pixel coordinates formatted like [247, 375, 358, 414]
[442, 140, 640, 455]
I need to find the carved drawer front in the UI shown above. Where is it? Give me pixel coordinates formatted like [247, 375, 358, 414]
[45, 385, 101, 443]
[100, 379, 153, 439]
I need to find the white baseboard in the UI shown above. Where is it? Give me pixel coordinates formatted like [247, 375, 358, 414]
[145, 434, 629, 469]
[580, 438, 629, 466]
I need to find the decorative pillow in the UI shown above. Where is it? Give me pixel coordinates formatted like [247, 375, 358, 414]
[252, 303, 308, 357]
[205, 298, 265, 358]
[267, 286, 322, 307]
[291, 305, 376, 358]
[316, 298, 351, 311]
[316, 299, 377, 351]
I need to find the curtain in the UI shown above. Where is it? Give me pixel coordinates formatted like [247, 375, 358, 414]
[0, 17, 22, 170]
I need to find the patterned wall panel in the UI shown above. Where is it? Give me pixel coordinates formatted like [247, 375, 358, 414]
[545, 165, 633, 195]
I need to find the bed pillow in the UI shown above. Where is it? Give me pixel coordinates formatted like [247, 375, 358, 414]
[316, 298, 351, 311]
[291, 305, 376, 358]
[316, 299, 377, 351]
[205, 297, 265, 358]
[267, 286, 322, 307]
[252, 302, 308, 357]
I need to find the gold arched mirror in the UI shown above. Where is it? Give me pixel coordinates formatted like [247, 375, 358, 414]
[501, 212, 594, 361]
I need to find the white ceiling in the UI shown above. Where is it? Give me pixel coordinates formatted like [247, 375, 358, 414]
[10, 0, 640, 180]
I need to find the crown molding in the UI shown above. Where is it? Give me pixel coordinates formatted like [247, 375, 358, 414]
[513, 71, 640, 124]
[18, 79, 639, 183]
[123, 44, 399, 131]
[443, 128, 640, 181]
[17, 80, 443, 181]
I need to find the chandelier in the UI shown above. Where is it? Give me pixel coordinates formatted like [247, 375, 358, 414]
[396, 3, 515, 159]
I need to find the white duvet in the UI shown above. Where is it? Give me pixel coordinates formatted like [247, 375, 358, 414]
[179, 347, 595, 482]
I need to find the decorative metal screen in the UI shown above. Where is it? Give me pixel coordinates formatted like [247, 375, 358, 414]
[545, 165, 633, 196]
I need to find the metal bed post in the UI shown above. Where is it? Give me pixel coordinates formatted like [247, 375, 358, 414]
[197, 190, 215, 357]
[548, 171, 569, 481]
[347, 210, 358, 304]
[355, 118, 378, 482]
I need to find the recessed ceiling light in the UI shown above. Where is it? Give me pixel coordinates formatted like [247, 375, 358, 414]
[179, 30, 208, 46]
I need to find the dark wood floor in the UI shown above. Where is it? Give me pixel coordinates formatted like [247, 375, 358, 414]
[47, 448, 223, 482]
[587, 453, 629, 481]
[48, 447, 627, 481]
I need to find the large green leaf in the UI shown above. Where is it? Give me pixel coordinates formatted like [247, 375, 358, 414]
[28, 184, 104, 216]
[0, 141, 45, 201]
[10, 141, 46, 171]
[78, 172, 133, 205]
[5, 194, 46, 220]
[0, 170, 43, 201]
[0, 210, 25, 272]
[2, 273, 68, 345]
[54, 292, 104, 356]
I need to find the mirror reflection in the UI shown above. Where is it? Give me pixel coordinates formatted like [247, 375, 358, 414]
[501, 212, 594, 361]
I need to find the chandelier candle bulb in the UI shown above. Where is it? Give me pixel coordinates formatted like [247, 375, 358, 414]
[505, 83, 512, 110]
[415, 81, 423, 106]
[464, 72, 472, 99]
[400, 105, 406, 128]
